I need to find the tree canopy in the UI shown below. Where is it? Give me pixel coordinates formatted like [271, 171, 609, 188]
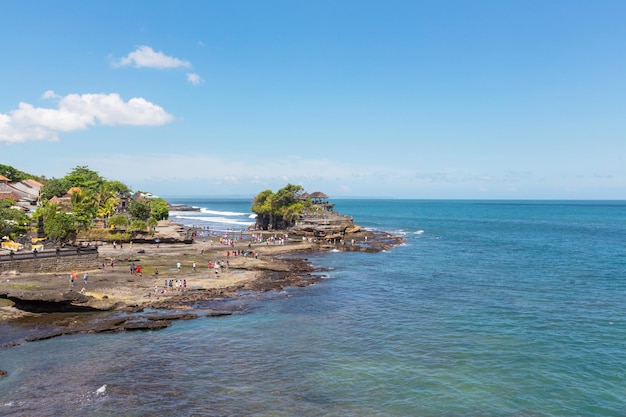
[128, 200, 151, 222]
[39, 178, 71, 201]
[64, 166, 105, 191]
[33, 202, 76, 242]
[0, 198, 30, 239]
[0, 164, 42, 182]
[149, 197, 169, 221]
[30, 165, 167, 243]
[251, 184, 309, 230]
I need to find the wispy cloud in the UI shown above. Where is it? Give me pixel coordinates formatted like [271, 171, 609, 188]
[112, 46, 203, 85]
[112, 45, 191, 69]
[186, 72, 203, 85]
[0, 91, 174, 143]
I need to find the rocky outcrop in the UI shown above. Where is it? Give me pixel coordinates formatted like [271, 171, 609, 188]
[167, 203, 200, 212]
[289, 213, 357, 239]
[23, 312, 200, 342]
[130, 220, 193, 244]
[4, 290, 115, 313]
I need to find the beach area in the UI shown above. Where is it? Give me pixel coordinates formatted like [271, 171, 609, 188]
[0, 219, 402, 343]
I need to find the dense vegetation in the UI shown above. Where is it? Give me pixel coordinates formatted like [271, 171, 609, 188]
[0, 198, 30, 238]
[251, 184, 311, 230]
[0, 164, 43, 183]
[0, 164, 168, 243]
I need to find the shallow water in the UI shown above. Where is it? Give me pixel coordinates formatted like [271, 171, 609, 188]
[1, 199, 625, 416]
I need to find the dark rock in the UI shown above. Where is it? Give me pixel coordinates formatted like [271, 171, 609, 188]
[8, 295, 107, 314]
[145, 313, 197, 321]
[120, 320, 171, 331]
[206, 311, 233, 317]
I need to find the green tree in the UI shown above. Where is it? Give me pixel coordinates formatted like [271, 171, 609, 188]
[93, 182, 123, 219]
[149, 197, 169, 221]
[39, 177, 71, 201]
[128, 200, 151, 221]
[106, 180, 131, 194]
[281, 200, 307, 224]
[70, 188, 97, 229]
[65, 166, 104, 191]
[251, 184, 308, 230]
[0, 164, 39, 182]
[96, 193, 120, 219]
[147, 217, 158, 231]
[129, 219, 147, 232]
[108, 214, 129, 229]
[46, 211, 76, 242]
[251, 189, 275, 216]
[0, 198, 30, 239]
[34, 202, 77, 242]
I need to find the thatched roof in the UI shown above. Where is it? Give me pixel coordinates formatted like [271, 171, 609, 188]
[309, 191, 328, 199]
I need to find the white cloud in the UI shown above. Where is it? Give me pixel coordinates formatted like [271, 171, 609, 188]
[41, 90, 58, 99]
[186, 72, 203, 85]
[58, 93, 174, 126]
[113, 45, 191, 69]
[0, 91, 174, 143]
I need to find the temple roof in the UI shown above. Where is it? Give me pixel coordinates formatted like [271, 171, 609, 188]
[309, 191, 328, 199]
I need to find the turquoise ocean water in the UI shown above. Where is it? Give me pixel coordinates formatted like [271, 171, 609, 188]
[1, 199, 625, 416]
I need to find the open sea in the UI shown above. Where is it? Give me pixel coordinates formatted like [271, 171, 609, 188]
[1, 199, 625, 416]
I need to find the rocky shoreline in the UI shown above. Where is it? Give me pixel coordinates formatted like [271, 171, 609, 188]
[0, 220, 404, 348]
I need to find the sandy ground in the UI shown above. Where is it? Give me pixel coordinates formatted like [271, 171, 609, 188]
[0, 221, 320, 321]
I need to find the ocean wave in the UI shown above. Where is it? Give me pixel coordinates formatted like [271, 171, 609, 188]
[169, 208, 249, 217]
[199, 208, 248, 216]
[171, 215, 254, 227]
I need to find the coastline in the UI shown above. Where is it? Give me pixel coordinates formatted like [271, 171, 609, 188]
[0, 220, 403, 345]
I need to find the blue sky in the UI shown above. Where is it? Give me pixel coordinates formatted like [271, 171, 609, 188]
[1, 0, 625, 199]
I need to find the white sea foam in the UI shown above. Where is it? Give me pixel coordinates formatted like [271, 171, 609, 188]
[96, 384, 107, 395]
[169, 207, 249, 217]
[199, 208, 248, 216]
[415, 230, 424, 235]
[172, 215, 254, 227]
